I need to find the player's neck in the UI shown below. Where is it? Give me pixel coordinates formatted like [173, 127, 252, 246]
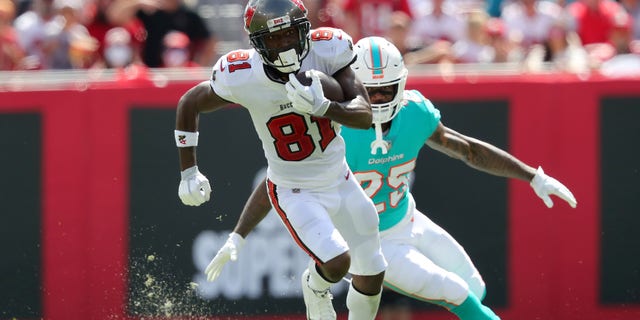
[375, 121, 392, 135]
[264, 64, 290, 83]
[381, 121, 391, 133]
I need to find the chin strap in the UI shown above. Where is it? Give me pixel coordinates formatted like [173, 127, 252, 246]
[370, 122, 390, 155]
[274, 48, 300, 73]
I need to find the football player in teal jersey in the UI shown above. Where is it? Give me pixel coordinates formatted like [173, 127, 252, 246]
[205, 36, 577, 320]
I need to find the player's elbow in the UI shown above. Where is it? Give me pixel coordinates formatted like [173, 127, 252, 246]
[332, 109, 371, 129]
[351, 112, 373, 129]
[346, 96, 373, 129]
[324, 102, 372, 129]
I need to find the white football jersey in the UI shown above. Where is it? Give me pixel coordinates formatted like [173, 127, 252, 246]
[209, 28, 356, 189]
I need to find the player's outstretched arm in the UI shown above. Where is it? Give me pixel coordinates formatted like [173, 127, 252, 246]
[426, 122, 577, 208]
[205, 178, 273, 282]
[175, 81, 230, 206]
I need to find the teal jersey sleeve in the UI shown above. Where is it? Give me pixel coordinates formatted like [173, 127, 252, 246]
[342, 90, 441, 231]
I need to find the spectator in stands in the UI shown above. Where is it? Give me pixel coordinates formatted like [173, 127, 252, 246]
[107, 0, 216, 68]
[566, 0, 631, 45]
[537, 18, 591, 72]
[566, 0, 633, 67]
[102, 26, 151, 82]
[598, 10, 640, 77]
[485, 17, 525, 63]
[13, 0, 57, 69]
[451, 10, 496, 63]
[305, 0, 340, 29]
[501, 0, 565, 51]
[407, 0, 466, 50]
[42, 0, 97, 69]
[385, 10, 414, 56]
[85, 0, 145, 66]
[102, 26, 137, 68]
[390, 9, 456, 65]
[67, 25, 100, 68]
[160, 30, 198, 67]
[609, 10, 635, 54]
[620, 0, 640, 39]
[409, 0, 484, 16]
[0, 0, 24, 70]
[333, 0, 414, 41]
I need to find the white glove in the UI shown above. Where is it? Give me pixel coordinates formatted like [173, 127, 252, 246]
[178, 165, 212, 206]
[205, 232, 245, 282]
[530, 166, 577, 208]
[285, 71, 331, 116]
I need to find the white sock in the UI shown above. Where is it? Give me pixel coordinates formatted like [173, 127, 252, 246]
[307, 260, 332, 291]
[346, 283, 381, 320]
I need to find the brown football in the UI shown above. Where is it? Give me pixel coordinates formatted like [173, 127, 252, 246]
[295, 70, 345, 102]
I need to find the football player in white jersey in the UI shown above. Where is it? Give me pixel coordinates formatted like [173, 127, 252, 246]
[174, 0, 387, 319]
[204, 37, 578, 319]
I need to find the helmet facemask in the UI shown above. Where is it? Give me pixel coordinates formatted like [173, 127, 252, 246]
[244, 0, 311, 73]
[367, 82, 405, 124]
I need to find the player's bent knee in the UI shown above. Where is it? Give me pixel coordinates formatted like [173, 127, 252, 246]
[319, 252, 350, 282]
[467, 273, 487, 300]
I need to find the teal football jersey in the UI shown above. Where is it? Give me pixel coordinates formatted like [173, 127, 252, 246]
[341, 90, 441, 231]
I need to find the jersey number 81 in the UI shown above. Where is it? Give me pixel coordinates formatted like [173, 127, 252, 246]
[266, 113, 336, 161]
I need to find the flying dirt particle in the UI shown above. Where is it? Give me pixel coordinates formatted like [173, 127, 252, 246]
[162, 299, 174, 316]
[144, 274, 155, 287]
[129, 253, 213, 317]
[147, 255, 155, 262]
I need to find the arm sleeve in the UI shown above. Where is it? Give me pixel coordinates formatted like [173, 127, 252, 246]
[209, 56, 237, 103]
[406, 90, 441, 138]
[311, 28, 357, 75]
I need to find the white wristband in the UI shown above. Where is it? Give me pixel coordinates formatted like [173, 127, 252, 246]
[175, 130, 199, 147]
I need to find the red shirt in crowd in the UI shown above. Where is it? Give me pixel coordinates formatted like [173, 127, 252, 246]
[567, 0, 630, 45]
[340, 0, 413, 40]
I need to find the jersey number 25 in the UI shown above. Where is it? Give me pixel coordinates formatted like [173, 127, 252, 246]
[354, 159, 416, 213]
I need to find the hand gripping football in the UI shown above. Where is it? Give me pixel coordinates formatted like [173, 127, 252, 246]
[295, 70, 345, 102]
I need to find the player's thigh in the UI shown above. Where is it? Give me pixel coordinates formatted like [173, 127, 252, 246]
[273, 187, 348, 263]
[413, 211, 471, 268]
[332, 175, 386, 276]
[412, 211, 486, 297]
[381, 242, 469, 305]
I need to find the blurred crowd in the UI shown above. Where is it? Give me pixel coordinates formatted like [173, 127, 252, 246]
[318, 0, 640, 74]
[0, 0, 216, 74]
[1, 0, 639, 75]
